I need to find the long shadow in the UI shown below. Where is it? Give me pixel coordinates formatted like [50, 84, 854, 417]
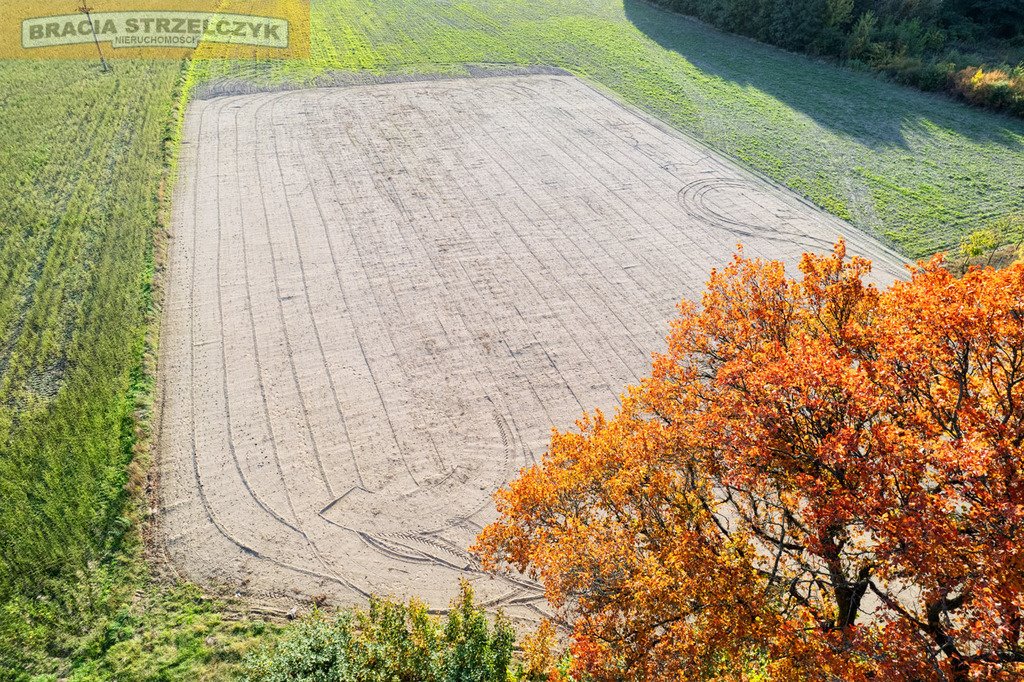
[623, 0, 1024, 150]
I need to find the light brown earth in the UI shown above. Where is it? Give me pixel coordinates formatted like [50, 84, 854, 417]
[157, 74, 908, 620]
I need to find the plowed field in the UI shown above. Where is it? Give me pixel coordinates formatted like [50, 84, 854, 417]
[158, 75, 906, 617]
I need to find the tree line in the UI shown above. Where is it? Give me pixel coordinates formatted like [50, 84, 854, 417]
[647, 0, 1024, 117]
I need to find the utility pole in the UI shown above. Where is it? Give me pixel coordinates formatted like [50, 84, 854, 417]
[77, 4, 110, 73]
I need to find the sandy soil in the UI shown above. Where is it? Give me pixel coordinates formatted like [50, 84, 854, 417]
[157, 74, 907, 619]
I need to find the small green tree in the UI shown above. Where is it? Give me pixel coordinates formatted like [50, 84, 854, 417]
[959, 214, 1024, 270]
[825, 0, 854, 27]
[442, 581, 516, 682]
[847, 11, 878, 58]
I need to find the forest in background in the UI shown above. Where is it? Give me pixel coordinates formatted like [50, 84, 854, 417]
[649, 0, 1024, 116]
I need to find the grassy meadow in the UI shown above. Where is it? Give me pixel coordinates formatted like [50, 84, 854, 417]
[1, 0, 1024, 676]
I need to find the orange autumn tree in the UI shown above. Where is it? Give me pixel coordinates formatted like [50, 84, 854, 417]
[474, 242, 1024, 681]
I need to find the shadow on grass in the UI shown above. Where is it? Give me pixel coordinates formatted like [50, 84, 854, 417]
[623, 0, 1024, 150]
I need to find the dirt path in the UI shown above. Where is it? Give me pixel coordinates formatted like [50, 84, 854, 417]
[157, 75, 907, 619]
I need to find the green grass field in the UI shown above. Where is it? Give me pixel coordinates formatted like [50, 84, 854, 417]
[0, 58, 178, 569]
[0, 59, 186, 676]
[2, 0, 1024, 676]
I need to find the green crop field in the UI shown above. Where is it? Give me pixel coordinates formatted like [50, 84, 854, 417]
[0, 59, 186, 675]
[0, 59, 177, 569]
[2, 0, 1024, 676]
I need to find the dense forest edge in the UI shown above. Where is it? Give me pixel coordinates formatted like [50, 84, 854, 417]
[645, 0, 1024, 117]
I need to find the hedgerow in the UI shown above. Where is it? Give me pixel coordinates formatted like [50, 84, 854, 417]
[242, 582, 523, 682]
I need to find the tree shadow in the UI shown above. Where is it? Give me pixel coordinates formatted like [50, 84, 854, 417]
[623, 0, 1024, 150]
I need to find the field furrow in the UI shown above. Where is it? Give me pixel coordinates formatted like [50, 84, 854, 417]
[159, 74, 907, 615]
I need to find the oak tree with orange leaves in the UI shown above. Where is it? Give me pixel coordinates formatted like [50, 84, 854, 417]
[474, 242, 1024, 681]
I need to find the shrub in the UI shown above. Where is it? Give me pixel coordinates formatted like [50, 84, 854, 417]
[951, 65, 1024, 114]
[518, 621, 563, 682]
[243, 581, 519, 682]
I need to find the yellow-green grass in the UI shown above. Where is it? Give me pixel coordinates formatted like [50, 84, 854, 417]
[0, 58, 181, 676]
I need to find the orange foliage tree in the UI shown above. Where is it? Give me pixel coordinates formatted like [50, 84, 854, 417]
[474, 242, 1024, 681]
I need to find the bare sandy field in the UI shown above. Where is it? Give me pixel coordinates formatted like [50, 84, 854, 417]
[157, 74, 907, 619]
